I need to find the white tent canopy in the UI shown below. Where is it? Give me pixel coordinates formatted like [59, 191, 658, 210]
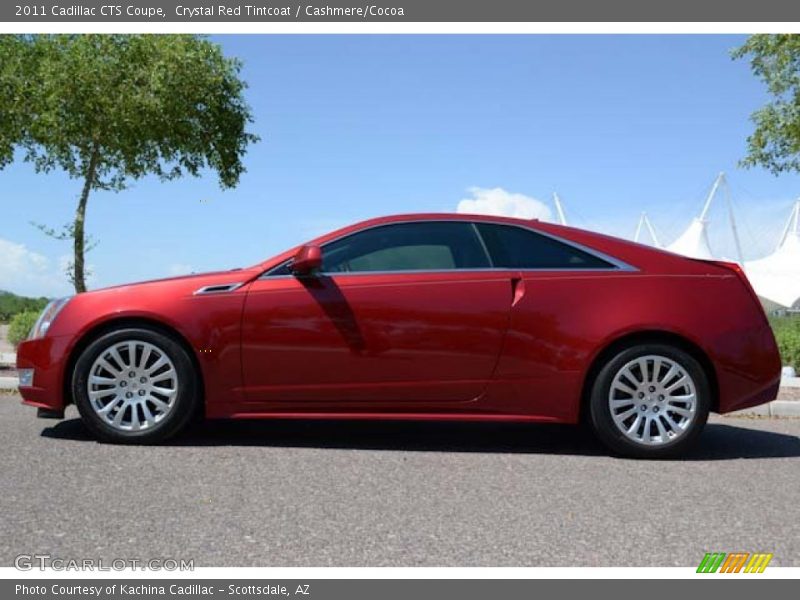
[665, 172, 744, 263]
[667, 217, 714, 259]
[666, 173, 723, 260]
[745, 201, 800, 309]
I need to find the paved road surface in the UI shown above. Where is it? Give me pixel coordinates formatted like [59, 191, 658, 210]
[1, 394, 798, 567]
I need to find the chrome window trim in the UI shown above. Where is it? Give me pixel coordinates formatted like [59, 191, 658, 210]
[261, 218, 638, 278]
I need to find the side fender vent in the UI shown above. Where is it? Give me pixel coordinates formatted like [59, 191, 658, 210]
[193, 283, 244, 295]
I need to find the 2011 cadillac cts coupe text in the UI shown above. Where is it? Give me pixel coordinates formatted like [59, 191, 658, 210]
[16, 214, 780, 457]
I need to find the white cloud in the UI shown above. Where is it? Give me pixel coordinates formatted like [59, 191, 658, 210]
[0, 238, 72, 297]
[456, 187, 552, 221]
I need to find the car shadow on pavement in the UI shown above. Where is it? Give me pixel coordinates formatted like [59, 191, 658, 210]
[40, 417, 800, 460]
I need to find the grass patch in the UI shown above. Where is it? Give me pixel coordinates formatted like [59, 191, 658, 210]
[769, 314, 800, 371]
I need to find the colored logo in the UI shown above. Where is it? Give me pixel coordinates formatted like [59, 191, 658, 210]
[697, 552, 773, 573]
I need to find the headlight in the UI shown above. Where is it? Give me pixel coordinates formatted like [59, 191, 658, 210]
[29, 297, 72, 340]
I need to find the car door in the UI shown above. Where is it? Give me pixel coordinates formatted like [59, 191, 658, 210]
[240, 221, 515, 409]
[475, 222, 631, 420]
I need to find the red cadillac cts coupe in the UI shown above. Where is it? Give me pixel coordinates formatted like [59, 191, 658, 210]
[16, 213, 780, 457]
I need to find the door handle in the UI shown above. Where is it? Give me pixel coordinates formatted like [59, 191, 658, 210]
[511, 277, 526, 307]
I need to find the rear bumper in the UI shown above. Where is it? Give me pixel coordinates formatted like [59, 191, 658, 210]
[714, 323, 782, 414]
[720, 375, 781, 414]
[15, 336, 70, 412]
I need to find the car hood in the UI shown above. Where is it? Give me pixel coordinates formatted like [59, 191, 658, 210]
[83, 267, 263, 295]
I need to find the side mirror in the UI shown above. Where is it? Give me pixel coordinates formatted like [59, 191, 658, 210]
[291, 245, 322, 276]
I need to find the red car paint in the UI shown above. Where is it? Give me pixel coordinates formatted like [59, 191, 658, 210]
[16, 214, 781, 423]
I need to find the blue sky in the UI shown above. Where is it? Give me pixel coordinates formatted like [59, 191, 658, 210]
[3, 34, 800, 297]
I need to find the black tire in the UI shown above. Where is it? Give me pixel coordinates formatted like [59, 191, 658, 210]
[588, 343, 710, 459]
[72, 327, 199, 444]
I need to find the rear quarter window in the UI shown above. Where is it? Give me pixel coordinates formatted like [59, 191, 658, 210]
[475, 223, 615, 270]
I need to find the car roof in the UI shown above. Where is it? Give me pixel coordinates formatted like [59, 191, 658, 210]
[251, 212, 718, 277]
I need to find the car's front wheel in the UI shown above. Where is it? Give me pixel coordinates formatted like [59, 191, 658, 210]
[588, 343, 710, 458]
[72, 327, 198, 444]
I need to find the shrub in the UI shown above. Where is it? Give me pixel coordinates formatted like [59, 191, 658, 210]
[7, 310, 40, 349]
[769, 315, 800, 370]
[0, 292, 49, 323]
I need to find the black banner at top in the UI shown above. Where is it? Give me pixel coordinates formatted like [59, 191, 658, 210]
[3, 0, 800, 22]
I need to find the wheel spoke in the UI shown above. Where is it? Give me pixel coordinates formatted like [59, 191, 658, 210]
[110, 346, 128, 372]
[149, 397, 171, 412]
[642, 416, 652, 444]
[667, 393, 695, 403]
[664, 411, 684, 431]
[141, 402, 157, 427]
[611, 397, 636, 408]
[612, 381, 637, 396]
[97, 358, 121, 375]
[139, 345, 152, 371]
[654, 415, 670, 442]
[150, 369, 176, 385]
[146, 356, 168, 375]
[97, 397, 122, 415]
[637, 358, 649, 384]
[112, 401, 128, 427]
[626, 414, 642, 436]
[660, 364, 679, 386]
[129, 403, 141, 431]
[616, 406, 638, 421]
[665, 374, 689, 393]
[652, 357, 663, 383]
[128, 342, 138, 369]
[667, 405, 693, 419]
[620, 367, 639, 388]
[150, 384, 177, 397]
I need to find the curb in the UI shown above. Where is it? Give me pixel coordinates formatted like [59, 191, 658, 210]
[780, 376, 800, 388]
[0, 376, 18, 390]
[729, 401, 800, 418]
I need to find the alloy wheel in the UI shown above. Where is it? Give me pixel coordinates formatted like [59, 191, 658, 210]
[87, 340, 179, 432]
[608, 354, 698, 446]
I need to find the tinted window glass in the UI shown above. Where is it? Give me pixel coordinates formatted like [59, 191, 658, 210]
[321, 222, 490, 273]
[475, 223, 614, 269]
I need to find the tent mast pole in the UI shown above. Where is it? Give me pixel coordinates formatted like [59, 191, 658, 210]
[644, 214, 661, 248]
[553, 192, 568, 226]
[634, 212, 645, 242]
[776, 200, 799, 250]
[699, 171, 724, 222]
[720, 174, 745, 264]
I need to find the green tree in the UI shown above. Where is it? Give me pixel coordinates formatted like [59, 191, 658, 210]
[734, 34, 800, 174]
[0, 35, 258, 293]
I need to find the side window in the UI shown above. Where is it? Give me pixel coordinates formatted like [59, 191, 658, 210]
[475, 223, 615, 269]
[266, 262, 293, 276]
[321, 222, 490, 273]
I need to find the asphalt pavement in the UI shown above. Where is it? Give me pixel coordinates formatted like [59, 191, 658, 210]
[1, 392, 798, 567]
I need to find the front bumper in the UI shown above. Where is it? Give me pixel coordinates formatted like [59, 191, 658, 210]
[15, 335, 71, 412]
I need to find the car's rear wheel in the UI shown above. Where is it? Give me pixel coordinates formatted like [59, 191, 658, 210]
[588, 343, 710, 458]
[72, 327, 198, 444]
